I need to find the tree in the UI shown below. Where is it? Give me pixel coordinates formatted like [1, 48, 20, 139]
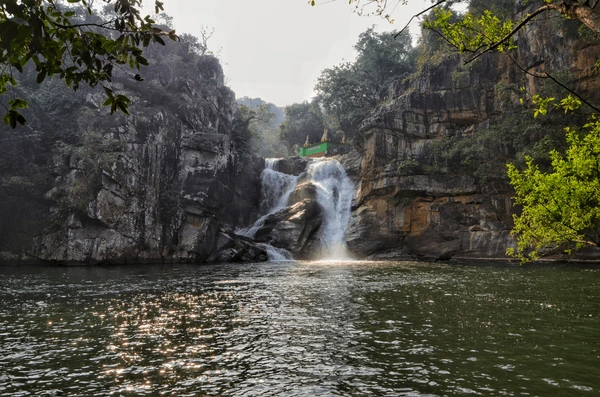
[507, 118, 600, 262]
[467, 0, 514, 19]
[279, 101, 326, 152]
[315, 27, 415, 137]
[237, 97, 287, 158]
[0, 0, 176, 128]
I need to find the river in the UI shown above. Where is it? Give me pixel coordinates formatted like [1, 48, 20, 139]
[1, 260, 599, 396]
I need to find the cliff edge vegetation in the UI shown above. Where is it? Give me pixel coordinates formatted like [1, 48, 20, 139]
[305, 0, 600, 261]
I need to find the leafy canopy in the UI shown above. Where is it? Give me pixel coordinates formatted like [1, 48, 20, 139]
[0, 0, 175, 128]
[279, 101, 326, 152]
[315, 27, 415, 137]
[424, 7, 517, 58]
[507, 116, 600, 262]
[311, 1, 600, 60]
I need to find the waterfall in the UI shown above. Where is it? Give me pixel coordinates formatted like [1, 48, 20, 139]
[306, 159, 354, 260]
[237, 158, 298, 260]
[257, 243, 294, 261]
[238, 157, 354, 261]
[259, 159, 298, 213]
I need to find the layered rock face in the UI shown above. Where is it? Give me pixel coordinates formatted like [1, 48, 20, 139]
[0, 51, 266, 265]
[345, 4, 600, 260]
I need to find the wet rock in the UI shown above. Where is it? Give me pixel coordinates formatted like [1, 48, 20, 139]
[287, 181, 318, 206]
[273, 157, 310, 176]
[254, 198, 323, 258]
[210, 226, 268, 262]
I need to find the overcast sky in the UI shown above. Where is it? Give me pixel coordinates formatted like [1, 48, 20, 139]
[149, 0, 432, 107]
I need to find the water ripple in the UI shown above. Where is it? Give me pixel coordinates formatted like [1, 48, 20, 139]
[0, 261, 599, 395]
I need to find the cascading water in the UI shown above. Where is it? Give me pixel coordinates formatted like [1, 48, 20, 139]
[305, 158, 354, 260]
[237, 158, 298, 260]
[238, 157, 354, 261]
[258, 159, 298, 214]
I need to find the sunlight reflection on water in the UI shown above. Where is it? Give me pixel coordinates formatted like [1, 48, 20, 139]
[0, 261, 599, 396]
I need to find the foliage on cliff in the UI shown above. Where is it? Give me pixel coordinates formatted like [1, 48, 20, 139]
[0, 0, 174, 128]
[507, 118, 600, 261]
[315, 27, 415, 137]
[426, 1, 600, 259]
[279, 26, 416, 153]
[237, 97, 287, 158]
[279, 101, 327, 153]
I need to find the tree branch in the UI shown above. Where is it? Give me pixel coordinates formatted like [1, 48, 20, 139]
[463, 5, 554, 65]
[504, 51, 600, 114]
[394, 0, 448, 39]
[53, 21, 117, 30]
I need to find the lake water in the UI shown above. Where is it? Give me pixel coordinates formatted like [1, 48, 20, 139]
[1, 260, 599, 396]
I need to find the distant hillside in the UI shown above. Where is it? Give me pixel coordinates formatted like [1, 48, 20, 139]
[237, 97, 288, 158]
[237, 97, 285, 125]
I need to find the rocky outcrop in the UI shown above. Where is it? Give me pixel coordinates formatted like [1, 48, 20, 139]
[271, 156, 310, 176]
[345, 3, 600, 260]
[253, 198, 323, 258]
[210, 226, 269, 263]
[344, 50, 518, 259]
[0, 49, 267, 265]
[287, 181, 318, 206]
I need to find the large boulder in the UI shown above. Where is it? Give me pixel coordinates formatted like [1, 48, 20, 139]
[287, 181, 318, 206]
[273, 157, 310, 176]
[254, 199, 323, 258]
[210, 226, 268, 262]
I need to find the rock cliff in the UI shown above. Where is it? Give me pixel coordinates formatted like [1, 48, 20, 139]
[0, 43, 266, 265]
[345, 3, 600, 260]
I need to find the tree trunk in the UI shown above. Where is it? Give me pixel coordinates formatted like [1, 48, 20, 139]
[552, 1, 600, 37]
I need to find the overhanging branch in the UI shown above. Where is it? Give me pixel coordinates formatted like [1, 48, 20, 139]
[394, 0, 448, 39]
[463, 5, 554, 65]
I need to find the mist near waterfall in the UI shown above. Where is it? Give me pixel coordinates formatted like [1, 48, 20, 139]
[306, 159, 354, 260]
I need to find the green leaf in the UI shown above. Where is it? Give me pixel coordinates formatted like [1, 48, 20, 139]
[15, 113, 26, 125]
[3, 111, 25, 129]
[507, 119, 600, 262]
[36, 69, 47, 84]
[117, 101, 130, 115]
[153, 34, 165, 46]
[8, 98, 29, 110]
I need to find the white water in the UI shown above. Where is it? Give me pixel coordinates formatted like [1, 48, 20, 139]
[257, 243, 294, 261]
[259, 159, 298, 213]
[306, 158, 354, 260]
[238, 157, 354, 261]
[237, 159, 298, 260]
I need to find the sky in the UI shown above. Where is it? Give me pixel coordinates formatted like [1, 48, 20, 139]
[146, 0, 432, 107]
